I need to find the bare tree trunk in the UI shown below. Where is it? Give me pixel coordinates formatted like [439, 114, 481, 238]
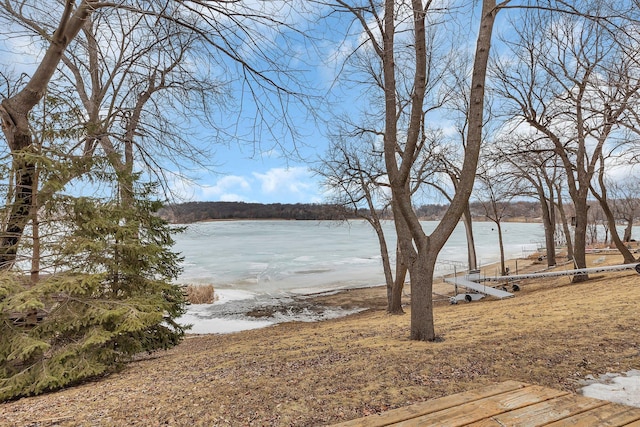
[497, 221, 506, 276]
[572, 198, 589, 282]
[391, 243, 407, 314]
[462, 203, 477, 270]
[0, 1, 97, 269]
[402, 0, 499, 341]
[555, 187, 574, 261]
[624, 220, 633, 243]
[539, 190, 557, 267]
[370, 217, 404, 314]
[409, 248, 436, 341]
[591, 178, 636, 263]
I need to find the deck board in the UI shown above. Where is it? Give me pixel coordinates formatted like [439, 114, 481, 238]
[470, 393, 608, 427]
[394, 386, 568, 427]
[544, 403, 640, 426]
[330, 381, 640, 426]
[331, 381, 527, 427]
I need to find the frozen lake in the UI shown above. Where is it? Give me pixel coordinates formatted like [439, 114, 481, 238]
[173, 220, 545, 333]
[174, 220, 545, 292]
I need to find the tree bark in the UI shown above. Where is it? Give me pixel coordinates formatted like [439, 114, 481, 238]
[409, 248, 436, 341]
[0, 1, 98, 269]
[538, 189, 557, 267]
[624, 220, 633, 243]
[497, 221, 506, 276]
[462, 203, 477, 270]
[555, 189, 574, 261]
[591, 169, 636, 263]
[391, 243, 407, 314]
[402, 0, 498, 341]
[572, 197, 589, 282]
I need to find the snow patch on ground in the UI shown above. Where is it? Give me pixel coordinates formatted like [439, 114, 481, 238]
[179, 313, 274, 334]
[177, 287, 365, 335]
[579, 370, 640, 408]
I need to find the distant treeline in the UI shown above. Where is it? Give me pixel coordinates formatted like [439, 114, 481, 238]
[158, 201, 359, 223]
[416, 200, 543, 221]
[158, 200, 543, 224]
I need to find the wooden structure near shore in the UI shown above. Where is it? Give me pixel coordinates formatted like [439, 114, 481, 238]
[332, 380, 640, 426]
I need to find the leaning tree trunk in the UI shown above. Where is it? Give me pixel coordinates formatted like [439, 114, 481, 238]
[386, 199, 410, 314]
[591, 184, 636, 264]
[369, 215, 404, 314]
[391, 243, 407, 314]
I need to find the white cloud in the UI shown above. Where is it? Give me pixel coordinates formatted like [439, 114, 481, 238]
[201, 175, 251, 199]
[219, 193, 248, 202]
[253, 167, 313, 195]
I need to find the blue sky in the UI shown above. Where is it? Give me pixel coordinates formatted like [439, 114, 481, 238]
[0, 1, 480, 206]
[2, 1, 632, 208]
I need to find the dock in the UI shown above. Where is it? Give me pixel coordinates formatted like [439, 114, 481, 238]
[331, 380, 640, 426]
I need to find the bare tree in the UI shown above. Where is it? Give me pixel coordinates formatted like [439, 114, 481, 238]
[324, 0, 503, 341]
[492, 4, 640, 280]
[0, 0, 310, 268]
[491, 134, 562, 267]
[607, 176, 640, 243]
[590, 152, 637, 262]
[474, 161, 523, 275]
[316, 127, 407, 313]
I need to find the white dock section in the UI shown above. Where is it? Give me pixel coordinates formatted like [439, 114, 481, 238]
[483, 263, 640, 282]
[444, 276, 514, 299]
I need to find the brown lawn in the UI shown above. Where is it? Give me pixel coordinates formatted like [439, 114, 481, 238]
[1, 253, 639, 426]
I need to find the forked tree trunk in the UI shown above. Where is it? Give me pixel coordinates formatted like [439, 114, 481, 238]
[399, 0, 498, 341]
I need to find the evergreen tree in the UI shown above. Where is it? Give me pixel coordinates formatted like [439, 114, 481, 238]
[0, 179, 187, 401]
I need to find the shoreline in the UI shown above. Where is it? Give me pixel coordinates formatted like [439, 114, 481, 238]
[2, 251, 639, 425]
[181, 253, 585, 336]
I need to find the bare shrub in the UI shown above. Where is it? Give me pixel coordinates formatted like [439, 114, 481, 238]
[183, 284, 216, 304]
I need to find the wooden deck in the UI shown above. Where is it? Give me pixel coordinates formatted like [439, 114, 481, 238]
[331, 380, 640, 426]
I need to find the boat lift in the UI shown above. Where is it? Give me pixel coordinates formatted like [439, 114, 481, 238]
[445, 275, 514, 303]
[483, 262, 640, 282]
[444, 263, 640, 304]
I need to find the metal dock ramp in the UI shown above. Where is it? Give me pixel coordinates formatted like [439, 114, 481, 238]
[444, 276, 514, 299]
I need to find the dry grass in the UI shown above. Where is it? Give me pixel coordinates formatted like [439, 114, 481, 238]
[1, 253, 639, 426]
[183, 284, 216, 304]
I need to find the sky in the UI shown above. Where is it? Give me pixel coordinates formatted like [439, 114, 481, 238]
[168, 1, 470, 205]
[4, 1, 621, 207]
[0, 1, 496, 206]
